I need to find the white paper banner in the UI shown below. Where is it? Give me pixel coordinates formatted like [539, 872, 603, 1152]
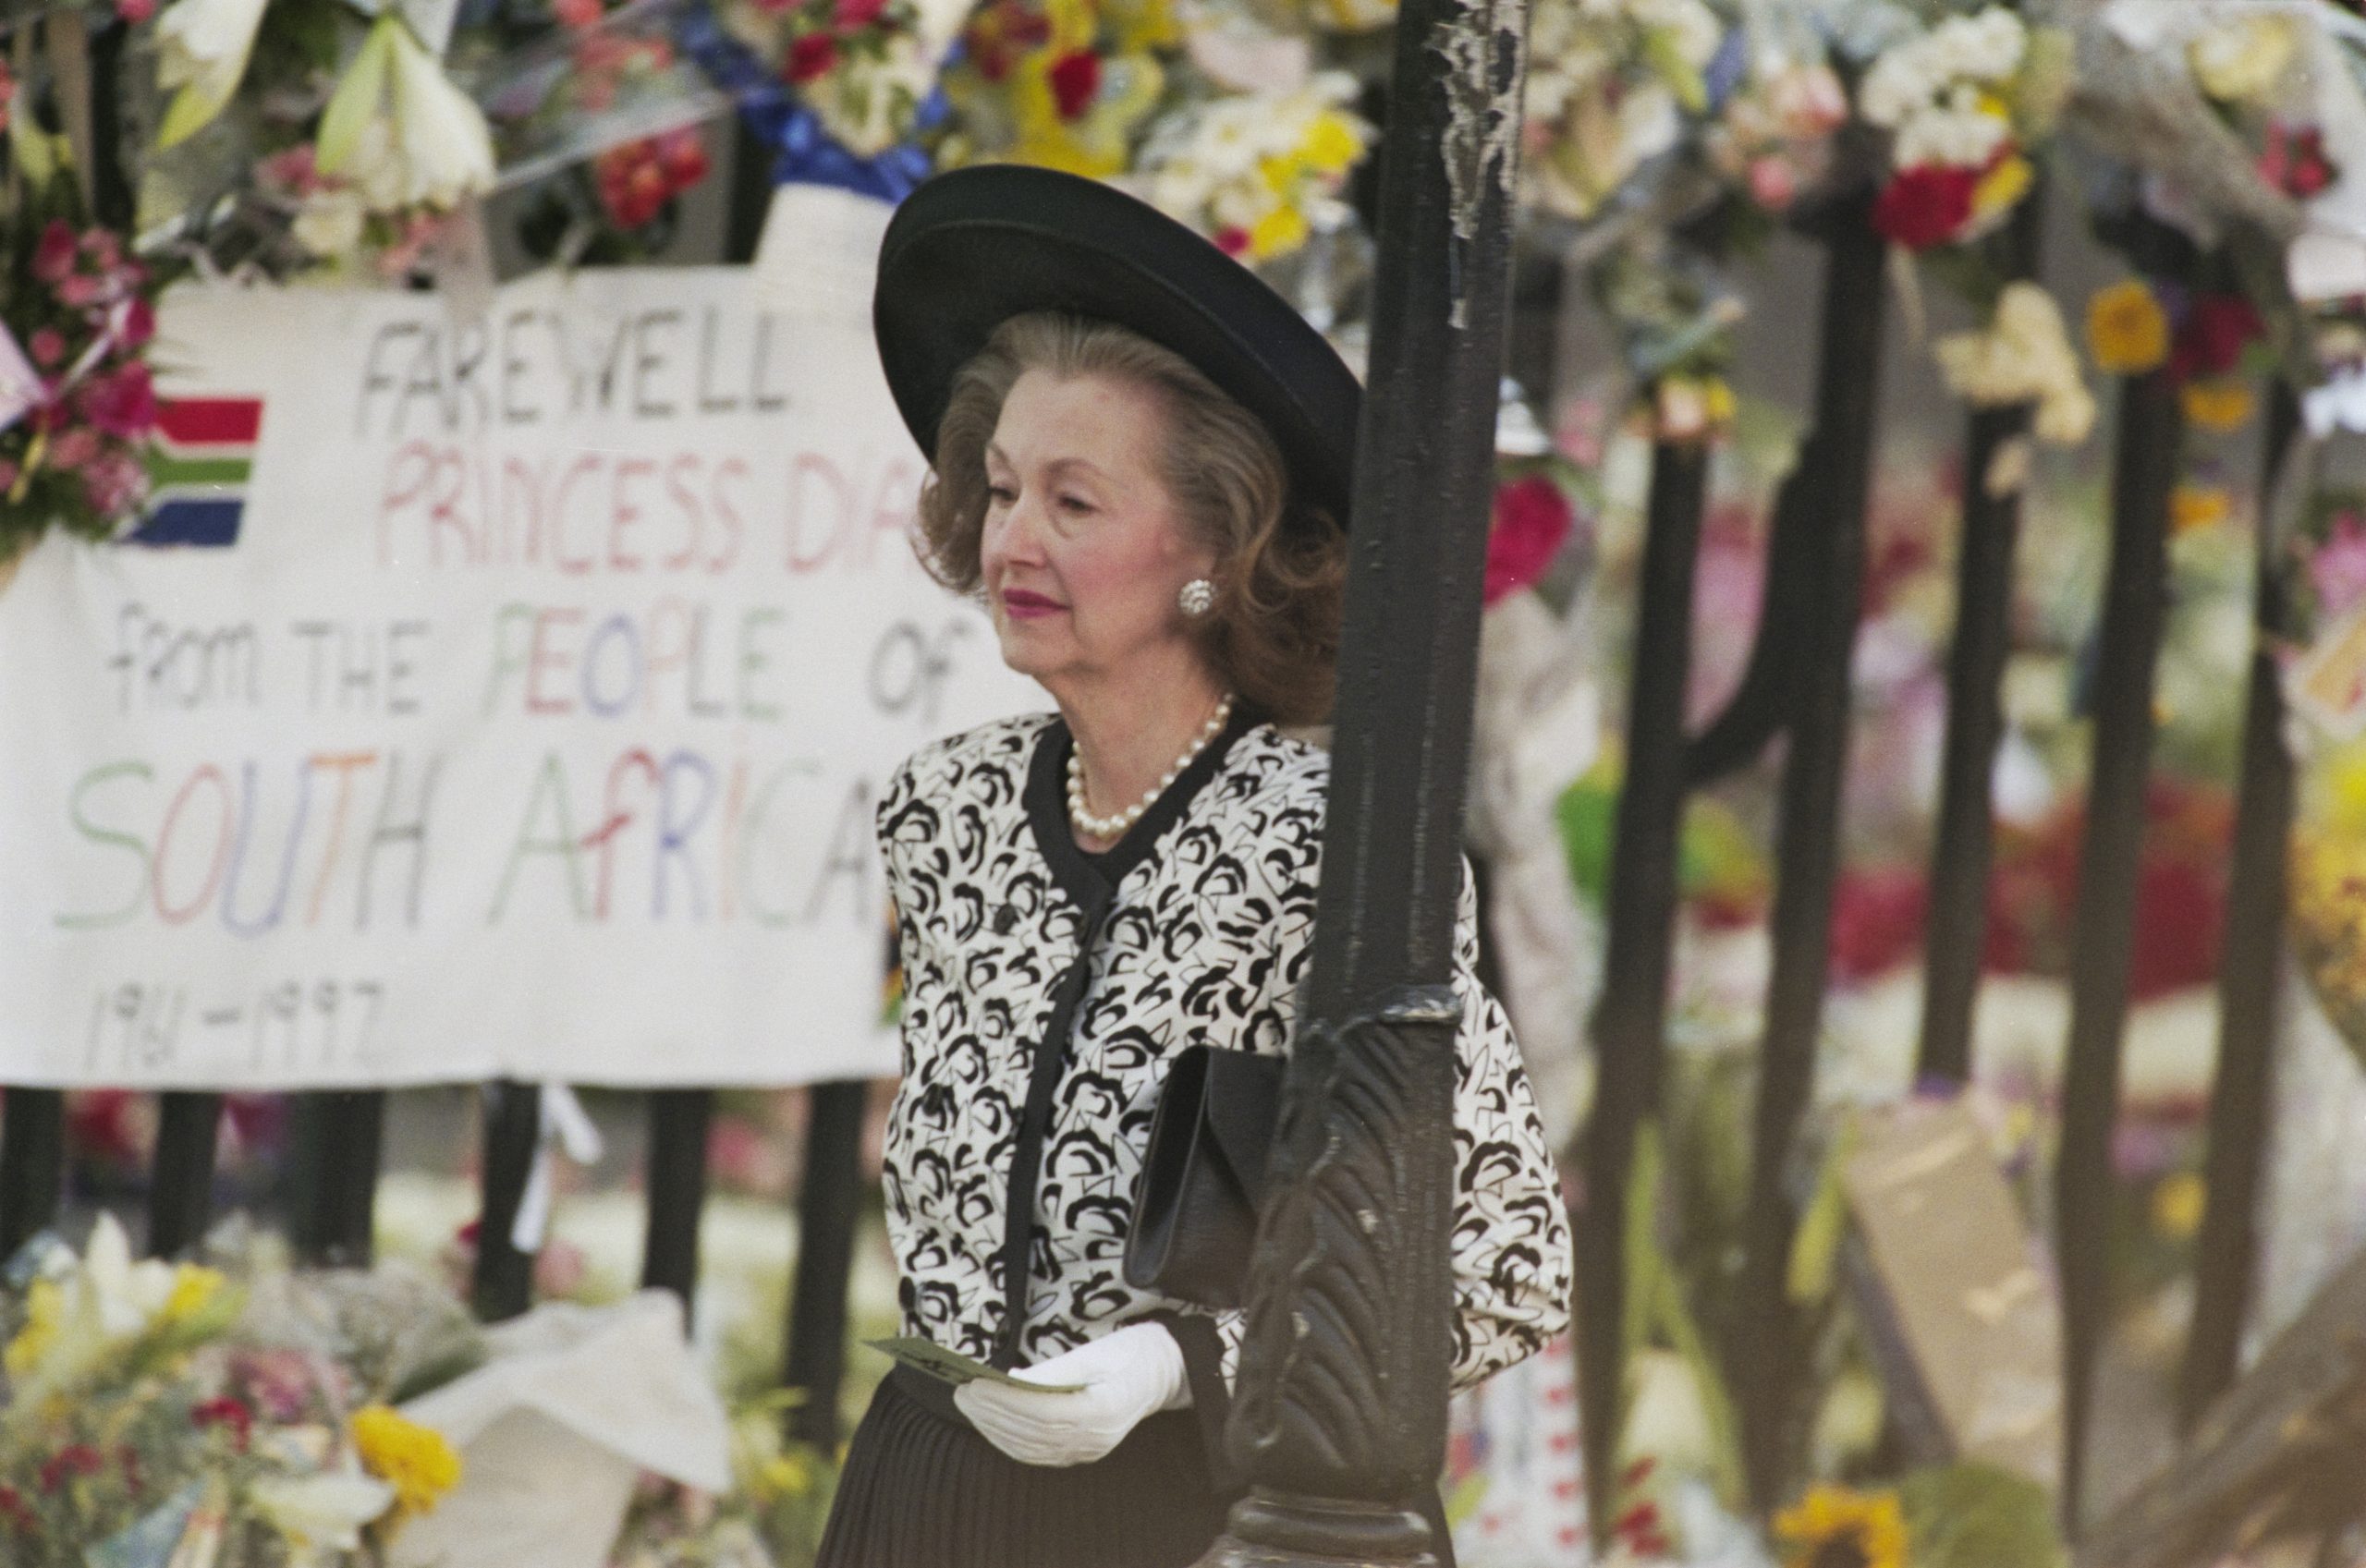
[0, 266, 1031, 1089]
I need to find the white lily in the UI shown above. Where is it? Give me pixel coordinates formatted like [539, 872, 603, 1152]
[154, 0, 270, 147]
[318, 15, 494, 213]
[80, 1211, 182, 1340]
[249, 1468, 397, 1567]
[389, 18, 496, 207]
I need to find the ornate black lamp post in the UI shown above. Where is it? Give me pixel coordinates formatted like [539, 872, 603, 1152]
[1199, 0, 1531, 1559]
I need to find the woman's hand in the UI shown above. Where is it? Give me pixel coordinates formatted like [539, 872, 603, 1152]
[953, 1320, 1190, 1466]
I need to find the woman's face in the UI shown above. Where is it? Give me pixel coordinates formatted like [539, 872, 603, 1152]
[977, 369, 1215, 693]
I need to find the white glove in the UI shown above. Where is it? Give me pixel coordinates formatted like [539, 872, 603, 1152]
[953, 1321, 1190, 1467]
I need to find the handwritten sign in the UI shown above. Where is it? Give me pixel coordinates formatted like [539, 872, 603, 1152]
[0, 268, 1032, 1088]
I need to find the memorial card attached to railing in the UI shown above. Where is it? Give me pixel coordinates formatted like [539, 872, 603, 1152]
[0, 267, 1029, 1089]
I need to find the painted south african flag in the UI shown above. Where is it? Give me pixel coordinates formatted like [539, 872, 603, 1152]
[125, 395, 264, 548]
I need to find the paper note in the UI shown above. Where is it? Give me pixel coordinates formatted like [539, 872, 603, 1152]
[865, 1337, 1084, 1393]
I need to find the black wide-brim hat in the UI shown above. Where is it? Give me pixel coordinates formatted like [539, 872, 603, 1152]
[872, 164, 1362, 526]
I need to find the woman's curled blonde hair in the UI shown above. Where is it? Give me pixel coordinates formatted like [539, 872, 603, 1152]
[912, 311, 1347, 725]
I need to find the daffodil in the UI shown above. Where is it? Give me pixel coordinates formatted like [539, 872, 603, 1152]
[153, 0, 269, 148]
[351, 1405, 463, 1519]
[1773, 1484, 1909, 1568]
[2087, 280, 2169, 376]
[2171, 483, 2232, 535]
[2181, 378, 2254, 433]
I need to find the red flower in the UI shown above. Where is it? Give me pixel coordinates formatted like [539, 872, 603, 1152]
[833, 0, 888, 30]
[116, 0, 155, 19]
[1213, 226, 1250, 256]
[2262, 121, 2337, 199]
[1871, 164, 1977, 250]
[657, 128, 711, 191]
[191, 1395, 254, 1452]
[32, 219, 78, 285]
[1046, 49, 1102, 120]
[39, 1444, 104, 1493]
[786, 30, 840, 82]
[1483, 474, 1573, 605]
[2170, 294, 2265, 384]
[555, 0, 602, 26]
[27, 328, 63, 368]
[0, 1484, 32, 1531]
[1828, 865, 1929, 983]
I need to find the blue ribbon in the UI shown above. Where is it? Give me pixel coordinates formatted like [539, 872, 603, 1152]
[672, 0, 940, 203]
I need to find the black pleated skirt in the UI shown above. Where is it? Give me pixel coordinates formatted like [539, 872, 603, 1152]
[816, 1367, 1232, 1568]
[817, 1368, 1457, 1568]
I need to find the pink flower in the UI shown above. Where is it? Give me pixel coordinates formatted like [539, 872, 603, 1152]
[116, 297, 156, 351]
[555, 0, 603, 28]
[834, 0, 888, 30]
[56, 273, 105, 308]
[79, 362, 157, 439]
[1482, 475, 1574, 605]
[27, 329, 64, 367]
[2311, 512, 2366, 622]
[116, 0, 156, 20]
[82, 452, 150, 519]
[1747, 154, 1798, 211]
[259, 144, 326, 197]
[47, 427, 99, 471]
[32, 219, 78, 285]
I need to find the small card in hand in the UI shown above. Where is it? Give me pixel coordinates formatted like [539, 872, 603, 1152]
[863, 1336, 1084, 1393]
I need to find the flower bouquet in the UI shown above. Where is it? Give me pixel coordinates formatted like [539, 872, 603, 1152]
[2282, 485, 2366, 1073]
[0, 176, 165, 570]
[1128, 68, 1370, 263]
[1, 1217, 471, 1568]
[934, 0, 1177, 177]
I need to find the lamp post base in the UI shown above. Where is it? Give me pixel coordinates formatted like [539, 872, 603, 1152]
[1194, 1491, 1440, 1568]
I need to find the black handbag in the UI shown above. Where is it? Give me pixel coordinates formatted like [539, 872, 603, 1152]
[1123, 1044, 1287, 1310]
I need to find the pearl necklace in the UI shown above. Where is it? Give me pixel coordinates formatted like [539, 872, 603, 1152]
[1067, 695, 1234, 843]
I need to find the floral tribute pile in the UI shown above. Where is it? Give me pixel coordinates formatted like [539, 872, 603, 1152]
[1, 1217, 465, 1568]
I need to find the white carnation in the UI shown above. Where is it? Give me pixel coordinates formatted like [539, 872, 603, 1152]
[1859, 44, 1943, 128]
[1929, 7, 2027, 84]
[1891, 86, 2011, 169]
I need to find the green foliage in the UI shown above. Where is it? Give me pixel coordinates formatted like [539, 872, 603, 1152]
[1898, 1462, 2067, 1568]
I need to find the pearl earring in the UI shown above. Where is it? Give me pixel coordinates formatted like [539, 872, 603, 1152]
[1178, 577, 1215, 617]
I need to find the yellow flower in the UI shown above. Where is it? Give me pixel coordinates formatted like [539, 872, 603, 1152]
[351, 1405, 463, 1519]
[2189, 16, 2297, 104]
[759, 1451, 813, 1500]
[2181, 378, 2254, 433]
[1972, 152, 2033, 223]
[4, 1277, 63, 1379]
[2171, 483, 2232, 535]
[2087, 280, 2169, 375]
[163, 1263, 226, 1323]
[1774, 1484, 1909, 1568]
[2153, 1172, 2207, 1240]
[1301, 110, 1364, 176]
[1249, 203, 1310, 260]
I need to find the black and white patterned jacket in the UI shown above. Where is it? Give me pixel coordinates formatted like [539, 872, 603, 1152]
[875, 707, 1575, 1443]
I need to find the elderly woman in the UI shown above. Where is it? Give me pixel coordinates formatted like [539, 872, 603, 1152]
[822, 164, 1573, 1568]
